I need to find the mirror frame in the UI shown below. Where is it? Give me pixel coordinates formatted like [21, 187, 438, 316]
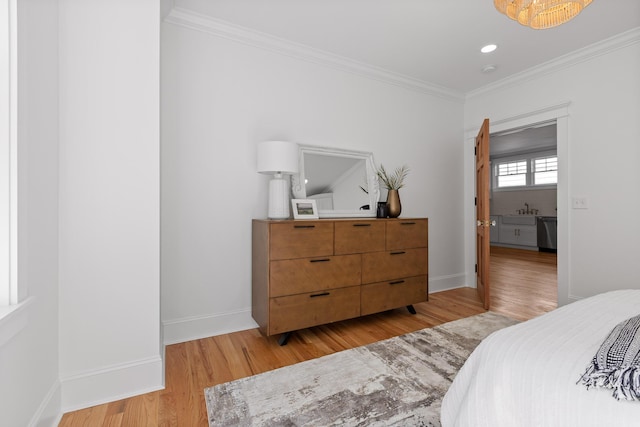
[291, 145, 380, 218]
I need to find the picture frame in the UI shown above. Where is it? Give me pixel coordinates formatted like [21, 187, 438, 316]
[291, 199, 319, 219]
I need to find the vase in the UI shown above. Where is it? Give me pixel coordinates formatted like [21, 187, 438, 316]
[386, 189, 401, 218]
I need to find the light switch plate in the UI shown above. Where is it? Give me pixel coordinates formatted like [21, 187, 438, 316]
[572, 197, 588, 209]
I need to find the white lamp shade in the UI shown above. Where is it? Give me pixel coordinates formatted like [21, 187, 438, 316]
[257, 140, 299, 174]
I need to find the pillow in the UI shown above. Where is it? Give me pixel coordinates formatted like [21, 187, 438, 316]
[579, 314, 640, 401]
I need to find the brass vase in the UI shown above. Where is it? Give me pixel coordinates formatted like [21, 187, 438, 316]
[386, 189, 401, 218]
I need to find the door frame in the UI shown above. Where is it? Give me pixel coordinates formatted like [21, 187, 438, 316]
[464, 102, 570, 306]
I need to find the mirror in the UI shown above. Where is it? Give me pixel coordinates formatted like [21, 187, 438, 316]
[291, 145, 380, 218]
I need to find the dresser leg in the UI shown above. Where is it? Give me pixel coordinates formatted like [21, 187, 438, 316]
[406, 305, 417, 315]
[278, 332, 292, 346]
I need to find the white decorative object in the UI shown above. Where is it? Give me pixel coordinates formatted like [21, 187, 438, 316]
[257, 141, 299, 219]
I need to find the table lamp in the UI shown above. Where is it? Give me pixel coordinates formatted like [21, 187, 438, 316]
[257, 141, 299, 219]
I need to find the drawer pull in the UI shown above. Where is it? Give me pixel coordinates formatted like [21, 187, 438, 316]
[310, 258, 331, 263]
[390, 251, 406, 255]
[389, 280, 405, 285]
[352, 223, 372, 227]
[400, 222, 416, 225]
[294, 225, 316, 229]
[310, 292, 330, 298]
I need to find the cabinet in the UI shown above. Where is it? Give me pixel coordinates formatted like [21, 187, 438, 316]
[252, 218, 428, 344]
[498, 223, 537, 247]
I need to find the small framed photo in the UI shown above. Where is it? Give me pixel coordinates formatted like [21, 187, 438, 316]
[291, 199, 319, 219]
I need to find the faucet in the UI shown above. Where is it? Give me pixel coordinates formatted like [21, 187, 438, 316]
[524, 203, 529, 214]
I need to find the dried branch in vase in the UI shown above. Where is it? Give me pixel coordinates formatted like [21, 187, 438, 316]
[376, 164, 409, 190]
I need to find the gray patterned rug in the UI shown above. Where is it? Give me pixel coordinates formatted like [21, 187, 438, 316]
[204, 312, 518, 426]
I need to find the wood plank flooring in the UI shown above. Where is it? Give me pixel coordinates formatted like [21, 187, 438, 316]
[489, 246, 557, 321]
[58, 247, 556, 426]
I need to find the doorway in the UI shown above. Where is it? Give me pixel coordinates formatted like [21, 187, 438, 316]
[465, 102, 570, 307]
[488, 122, 559, 310]
[489, 122, 558, 251]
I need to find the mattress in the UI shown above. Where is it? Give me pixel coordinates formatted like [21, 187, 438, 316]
[441, 290, 640, 427]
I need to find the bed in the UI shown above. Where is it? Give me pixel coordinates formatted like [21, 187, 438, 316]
[441, 289, 640, 427]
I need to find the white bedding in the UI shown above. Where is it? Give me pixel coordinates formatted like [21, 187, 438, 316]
[441, 290, 640, 427]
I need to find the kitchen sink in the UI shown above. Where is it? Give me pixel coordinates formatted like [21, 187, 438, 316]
[501, 214, 537, 225]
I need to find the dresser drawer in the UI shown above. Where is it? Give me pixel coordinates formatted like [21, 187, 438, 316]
[386, 219, 428, 251]
[253, 217, 429, 339]
[270, 254, 361, 297]
[361, 275, 428, 315]
[269, 286, 361, 334]
[361, 248, 428, 284]
[270, 221, 334, 260]
[334, 220, 385, 255]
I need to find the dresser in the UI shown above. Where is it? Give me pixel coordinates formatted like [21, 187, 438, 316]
[252, 218, 428, 344]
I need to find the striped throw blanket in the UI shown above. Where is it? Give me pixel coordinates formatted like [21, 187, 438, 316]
[579, 313, 640, 401]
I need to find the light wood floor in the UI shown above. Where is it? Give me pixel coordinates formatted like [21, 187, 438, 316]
[59, 247, 556, 426]
[489, 245, 558, 321]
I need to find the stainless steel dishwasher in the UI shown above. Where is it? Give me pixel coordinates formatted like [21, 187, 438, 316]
[536, 216, 557, 252]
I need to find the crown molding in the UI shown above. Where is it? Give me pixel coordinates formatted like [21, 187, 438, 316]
[164, 7, 465, 102]
[464, 101, 570, 139]
[163, 8, 638, 103]
[467, 26, 640, 99]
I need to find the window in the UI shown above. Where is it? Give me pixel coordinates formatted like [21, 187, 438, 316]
[492, 151, 557, 190]
[533, 155, 558, 185]
[497, 160, 527, 187]
[1, 0, 17, 307]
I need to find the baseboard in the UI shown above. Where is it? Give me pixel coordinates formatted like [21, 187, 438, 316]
[162, 308, 259, 345]
[60, 355, 164, 413]
[490, 243, 539, 251]
[567, 294, 582, 304]
[162, 278, 468, 346]
[28, 379, 62, 427]
[429, 273, 468, 293]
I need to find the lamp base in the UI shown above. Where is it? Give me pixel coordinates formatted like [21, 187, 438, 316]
[268, 176, 290, 219]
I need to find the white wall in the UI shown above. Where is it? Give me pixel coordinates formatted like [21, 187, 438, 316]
[465, 31, 640, 303]
[0, 1, 60, 426]
[58, 0, 162, 412]
[6, 6, 634, 423]
[161, 13, 466, 344]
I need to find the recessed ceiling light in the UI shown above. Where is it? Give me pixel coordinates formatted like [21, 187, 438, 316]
[481, 44, 497, 54]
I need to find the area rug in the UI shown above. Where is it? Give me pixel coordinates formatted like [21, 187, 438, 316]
[204, 312, 518, 426]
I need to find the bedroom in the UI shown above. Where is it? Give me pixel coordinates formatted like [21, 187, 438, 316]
[1, 0, 639, 425]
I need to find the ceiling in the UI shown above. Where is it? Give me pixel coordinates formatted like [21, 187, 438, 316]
[171, 0, 640, 95]
[491, 123, 557, 157]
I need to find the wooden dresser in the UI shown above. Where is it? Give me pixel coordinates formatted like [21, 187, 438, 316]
[252, 218, 428, 344]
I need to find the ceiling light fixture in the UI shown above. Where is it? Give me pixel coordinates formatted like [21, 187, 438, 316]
[481, 44, 497, 53]
[494, 0, 593, 29]
[482, 64, 497, 73]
